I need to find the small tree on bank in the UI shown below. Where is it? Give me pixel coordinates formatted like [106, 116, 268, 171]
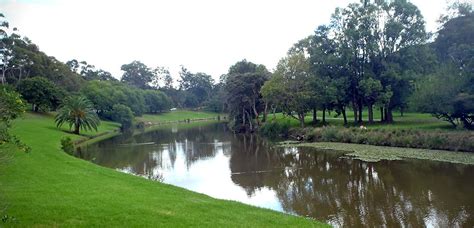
[55, 96, 100, 135]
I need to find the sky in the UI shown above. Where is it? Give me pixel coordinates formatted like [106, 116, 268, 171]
[1, 0, 450, 82]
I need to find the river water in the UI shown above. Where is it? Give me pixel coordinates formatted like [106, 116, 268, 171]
[76, 122, 474, 227]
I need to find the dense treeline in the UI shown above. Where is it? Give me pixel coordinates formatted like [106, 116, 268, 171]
[1, 0, 473, 135]
[220, 0, 473, 132]
[0, 12, 222, 132]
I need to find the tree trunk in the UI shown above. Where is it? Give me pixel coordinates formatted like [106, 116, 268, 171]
[252, 101, 260, 126]
[262, 103, 268, 123]
[358, 100, 363, 123]
[322, 107, 326, 124]
[352, 102, 358, 124]
[368, 104, 374, 124]
[272, 106, 276, 122]
[342, 107, 348, 125]
[380, 107, 384, 123]
[386, 106, 393, 123]
[242, 107, 246, 126]
[312, 108, 318, 124]
[74, 123, 80, 135]
[400, 107, 404, 117]
[298, 112, 305, 128]
[245, 110, 253, 132]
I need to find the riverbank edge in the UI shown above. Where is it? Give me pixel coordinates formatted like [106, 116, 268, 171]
[277, 141, 474, 165]
[74, 117, 223, 148]
[260, 122, 474, 152]
[0, 113, 326, 226]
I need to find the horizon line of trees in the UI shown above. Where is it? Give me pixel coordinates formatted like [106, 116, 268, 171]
[1, 0, 473, 133]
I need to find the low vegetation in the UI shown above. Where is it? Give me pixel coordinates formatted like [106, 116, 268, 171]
[279, 142, 474, 165]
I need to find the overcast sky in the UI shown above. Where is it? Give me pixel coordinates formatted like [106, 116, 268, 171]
[1, 0, 450, 81]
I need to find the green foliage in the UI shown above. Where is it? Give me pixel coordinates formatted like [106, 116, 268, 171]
[178, 67, 214, 107]
[259, 121, 290, 139]
[0, 86, 25, 125]
[111, 104, 134, 130]
[55, 96, 100, 135]
[60, 137, 74, 154]
[66, 59, 117, 81]
[120, 61, 155, 89]
[17, 77, 64, 112]
[292, 127, 474, 152]
[263, 53, 313, 127]
[224, 60, 269, 132]
[0, 86, 26, 144]
[143, 90, 171, 113]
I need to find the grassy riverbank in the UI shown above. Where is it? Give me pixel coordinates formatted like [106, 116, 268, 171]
[0, 113, 324, 226]
[137, 110, 222, 123]
[271, 111, 454, 130]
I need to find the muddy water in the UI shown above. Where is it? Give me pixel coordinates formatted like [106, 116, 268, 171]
[77, 123, 474, 227]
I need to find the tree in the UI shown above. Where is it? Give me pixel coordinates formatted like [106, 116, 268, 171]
[120, 61, 155, 89]
[111, 104, 134, 130]
[55, 96, 100, 135]
[0, 85, 26, 143]
[0, 12, 11, 85]
[372, 0, 428, 122]
[225, 60, 269, 132]
[17, 77, 64, 112]
[152, 66, 172, 89]
[178, 66, 214, 107]
[262, 53, 313, 127]
[360, 77, 382, 123]
[143, 90, 171, 113]
[411, 10, 473, 129]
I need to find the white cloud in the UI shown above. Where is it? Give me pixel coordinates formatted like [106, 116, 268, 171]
[1, 0, 447, 81]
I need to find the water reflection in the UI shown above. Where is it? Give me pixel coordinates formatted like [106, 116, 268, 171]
[78, 123, 474, 227]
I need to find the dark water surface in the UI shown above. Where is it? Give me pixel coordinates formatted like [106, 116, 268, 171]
[77, 123, 474, 227]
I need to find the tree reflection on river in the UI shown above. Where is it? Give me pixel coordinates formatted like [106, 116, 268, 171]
[77, 123, 474, 227]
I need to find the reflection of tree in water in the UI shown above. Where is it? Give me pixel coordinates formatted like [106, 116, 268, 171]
[229, 143, 474, 227]
[79, 123, 234, 176]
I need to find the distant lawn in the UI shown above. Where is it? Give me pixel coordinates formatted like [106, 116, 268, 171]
[137, 110, 221, 123]
[270, 110, 454, 131]
[0, 112, 324, 227]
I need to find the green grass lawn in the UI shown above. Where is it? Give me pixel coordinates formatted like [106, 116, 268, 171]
[0, 113, 324, 227]
[270, 110, 454, 131]
[137, 110, 221, 123]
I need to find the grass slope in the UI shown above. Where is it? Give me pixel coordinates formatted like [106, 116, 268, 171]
[0, 113, 324, 227]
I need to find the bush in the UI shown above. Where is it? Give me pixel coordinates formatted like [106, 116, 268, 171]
[60, 137, 74, 154]
[260, 121, 290, 139]
[111, 104, 134, 130]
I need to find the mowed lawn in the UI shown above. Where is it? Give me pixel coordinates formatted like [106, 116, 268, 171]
[137, 110, 221, 123]
[270, 110, 454, 131]
[0, 113, 324, 227]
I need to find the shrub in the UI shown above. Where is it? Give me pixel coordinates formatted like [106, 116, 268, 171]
[60, 137, 74, 154]
[111, 104, 134, 130]
[260, 121, 290, 139]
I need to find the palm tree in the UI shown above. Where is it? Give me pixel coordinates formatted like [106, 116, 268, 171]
[55, 96, 100, 135]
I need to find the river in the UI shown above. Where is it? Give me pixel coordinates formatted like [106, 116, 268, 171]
[76, 122, 474, 227]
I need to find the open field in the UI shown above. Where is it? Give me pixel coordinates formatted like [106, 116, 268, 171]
[270, 111, 455, 131]
[137, 110, 222, 123]
[0, 113, 324, 227]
